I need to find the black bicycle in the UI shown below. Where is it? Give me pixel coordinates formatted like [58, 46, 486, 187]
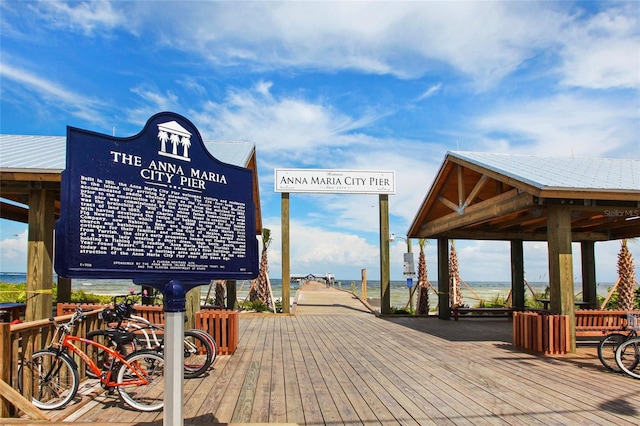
[598, 313, 639, 373]
[85, 292, 216, 379]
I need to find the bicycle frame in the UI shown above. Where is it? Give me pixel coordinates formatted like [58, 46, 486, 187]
[121, 315, 164, 349]
[59, 335, 151, 388]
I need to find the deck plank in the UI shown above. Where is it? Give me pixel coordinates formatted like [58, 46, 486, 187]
[53, 281, 640, 426]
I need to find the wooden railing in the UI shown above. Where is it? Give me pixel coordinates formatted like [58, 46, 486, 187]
[0, 304, 239, 418]
[574, 310, 638, 337]
[0, 308, 103, 418]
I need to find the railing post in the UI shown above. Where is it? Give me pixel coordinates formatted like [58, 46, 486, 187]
[0, 323, 10, 417]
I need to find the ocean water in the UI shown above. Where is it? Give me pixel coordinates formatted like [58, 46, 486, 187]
[0, 272, 615, 308]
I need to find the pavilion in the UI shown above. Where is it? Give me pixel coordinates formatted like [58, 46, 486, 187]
[407, 151, 640, 352]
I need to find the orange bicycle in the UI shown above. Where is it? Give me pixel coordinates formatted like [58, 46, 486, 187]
[20, 307, 164, 411]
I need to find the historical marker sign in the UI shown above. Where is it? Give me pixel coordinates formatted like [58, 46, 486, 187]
[55, 112, 259, 283]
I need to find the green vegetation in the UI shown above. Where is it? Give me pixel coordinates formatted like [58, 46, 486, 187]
[0, 282, 112, 304]
[390, 306, 414, 315]
[601, 287, 640, 310]
[238, 299, 269, 312]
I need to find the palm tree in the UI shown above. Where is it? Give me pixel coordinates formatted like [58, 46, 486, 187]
[257, 228, 274, 309]
[214, 280, 226, 307]
[416, 239, 430, 315]
[616, 239, 636, 310]
[449, 240, 462, 308]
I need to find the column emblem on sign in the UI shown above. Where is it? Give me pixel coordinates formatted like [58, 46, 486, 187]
[157, 120, 192, 162]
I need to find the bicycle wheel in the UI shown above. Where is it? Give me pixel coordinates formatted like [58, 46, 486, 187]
[190, 329, 218, 364]
[117, 349, 164, 411]
[598, 333, 628, 372]
[28, 349, 79, 410]
[182, 329, 214, 379]
[615, 337, 640, 379]
[85, 329, 138, 379]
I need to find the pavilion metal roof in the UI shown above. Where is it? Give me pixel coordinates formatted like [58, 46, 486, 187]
[0, 135, 255, 172]
[407, 151, 640, 242]
[451, 152, 639, 192]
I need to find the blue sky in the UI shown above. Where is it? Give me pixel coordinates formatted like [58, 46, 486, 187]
[1, 1, 638, 283]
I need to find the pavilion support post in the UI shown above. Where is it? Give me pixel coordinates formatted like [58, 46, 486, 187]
[510, 239, 525, 310]
[26, 188, 55, 322]
[547, 205, 576, 353]
[185, 287, 200, 329]
[226, 280, 237, 310]
[437, 238, 450, 320]
[281, 193, 291, 314]
[57, 276, 72, 303]
[581, 241, 597, 309]
[379, 194, 391, 315]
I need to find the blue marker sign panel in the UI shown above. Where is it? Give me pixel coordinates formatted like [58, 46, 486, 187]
[55, 112, 259, 283]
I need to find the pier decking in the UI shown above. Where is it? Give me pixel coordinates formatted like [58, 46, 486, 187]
[21, 281, 640, 425]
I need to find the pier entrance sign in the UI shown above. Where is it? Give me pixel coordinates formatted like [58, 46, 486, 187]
[274, 168, 395, 315]
[55, 111, 258, 287]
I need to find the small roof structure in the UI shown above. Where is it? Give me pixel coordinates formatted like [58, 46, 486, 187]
[0, 134, 262, 232]
[407, 151, 640, 241]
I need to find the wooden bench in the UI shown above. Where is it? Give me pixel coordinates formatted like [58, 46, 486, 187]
[574, 310, 638, 337]
[452, 307, 513, 321]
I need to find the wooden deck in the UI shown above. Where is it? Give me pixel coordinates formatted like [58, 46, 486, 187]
[21, 282, 640, 425]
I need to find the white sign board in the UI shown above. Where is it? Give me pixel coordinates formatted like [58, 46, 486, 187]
[275, 169, 395, 194]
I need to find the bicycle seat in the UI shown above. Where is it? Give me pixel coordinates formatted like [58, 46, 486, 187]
[104, 330, 137, 345]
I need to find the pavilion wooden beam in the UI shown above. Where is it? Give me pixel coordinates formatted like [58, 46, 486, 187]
[457, 165, 465, 209]
[440, 229, 610, 242]
[0, 201, 29, 223]
[417, 189, 534, 238]
[462, 174, 488, 211]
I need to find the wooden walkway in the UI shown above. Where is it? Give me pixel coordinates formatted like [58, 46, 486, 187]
[29, 282, 640, 425]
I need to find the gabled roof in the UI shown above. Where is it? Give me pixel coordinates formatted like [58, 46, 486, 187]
[0, 134, 262, 232]
[451, 152, 639, 192]
[407, 151, 640, 242]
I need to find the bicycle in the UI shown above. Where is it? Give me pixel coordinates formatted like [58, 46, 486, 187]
[614, 313, 640, 379]
[597, 315, 638, 372]
[85, 292, 215, 379]
[19, 307, 165, 411]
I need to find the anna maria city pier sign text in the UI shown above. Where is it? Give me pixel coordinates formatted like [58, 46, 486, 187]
[55, 112, 258, 282]
[274, 169, 395, 194]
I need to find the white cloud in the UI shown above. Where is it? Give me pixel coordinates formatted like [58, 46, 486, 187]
[101, 2, 565, 88]
[262, 218, 380, 279]
[30, 0, 125, 36]
[0, 230, 28, 271]
[0, 61, 107, 125]
[472, 93, 639, 157]
[558, 5, 640, 89]
[416, 83, 442, 101]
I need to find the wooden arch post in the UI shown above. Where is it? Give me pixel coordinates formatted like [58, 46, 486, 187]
[282, 192, 291, 314]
